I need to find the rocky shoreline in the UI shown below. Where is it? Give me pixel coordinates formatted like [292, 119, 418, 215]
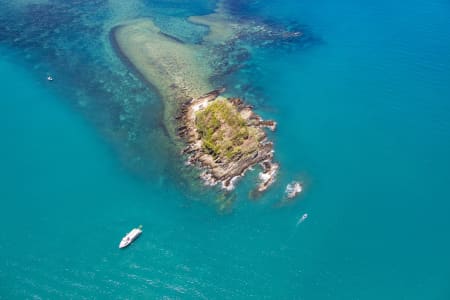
[109, 4, 307, 196]
[177, 88, 278, 192]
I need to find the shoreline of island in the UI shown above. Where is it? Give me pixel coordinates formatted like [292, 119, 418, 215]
[110, 18, 279, 192]
[177, 88, 278, 192]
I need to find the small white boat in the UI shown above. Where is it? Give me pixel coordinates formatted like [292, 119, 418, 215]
[119, 225, 142, 249]
[296, 213, 308, 226]
[47, 75, 53, 81]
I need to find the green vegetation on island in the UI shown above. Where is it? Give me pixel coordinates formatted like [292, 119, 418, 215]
[195, 99, 255, 160]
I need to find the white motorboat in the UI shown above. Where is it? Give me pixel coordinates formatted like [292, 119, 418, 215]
[119, 225, 142, 249]
[47, 75, 53, 81]
[296, 213, 308, 226]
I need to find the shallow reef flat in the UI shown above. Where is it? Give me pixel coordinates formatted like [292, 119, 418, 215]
[188, 2, 238, 44]
[112, 19, 214, 138]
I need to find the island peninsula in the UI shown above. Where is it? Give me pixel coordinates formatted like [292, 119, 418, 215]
[111, 18, 278, 192]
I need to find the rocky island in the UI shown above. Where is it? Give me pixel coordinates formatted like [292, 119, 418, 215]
[110, 11, 302, 193]
[178, 88, 278, 191]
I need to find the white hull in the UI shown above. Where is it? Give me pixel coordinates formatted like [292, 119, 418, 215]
[119, 227, 142, 249]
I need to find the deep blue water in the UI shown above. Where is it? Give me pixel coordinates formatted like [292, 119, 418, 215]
[1, 0, 450, 299]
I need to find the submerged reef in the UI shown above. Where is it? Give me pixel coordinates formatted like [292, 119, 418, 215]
[189, 2, 305, 47]
[112, 19, 213, 139]
[187, 1, 314, 104]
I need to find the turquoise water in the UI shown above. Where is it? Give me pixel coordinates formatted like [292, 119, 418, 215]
[1, 0, 450, 299]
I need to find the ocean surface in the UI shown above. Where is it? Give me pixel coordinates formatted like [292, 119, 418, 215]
[1, 0, 450, 299]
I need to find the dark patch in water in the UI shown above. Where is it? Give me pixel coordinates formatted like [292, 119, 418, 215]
[0, 0, 173, 179]
[158, 30, 187, 44]
[109, 25, 173, 142]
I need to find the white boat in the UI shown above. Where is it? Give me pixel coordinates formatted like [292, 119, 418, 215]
[47, 75, 53, 81]
[119, 225, 142, 249]
[296, 213, 308, 226]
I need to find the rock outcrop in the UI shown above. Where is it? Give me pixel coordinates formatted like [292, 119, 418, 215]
[178, 88, 278, 191]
